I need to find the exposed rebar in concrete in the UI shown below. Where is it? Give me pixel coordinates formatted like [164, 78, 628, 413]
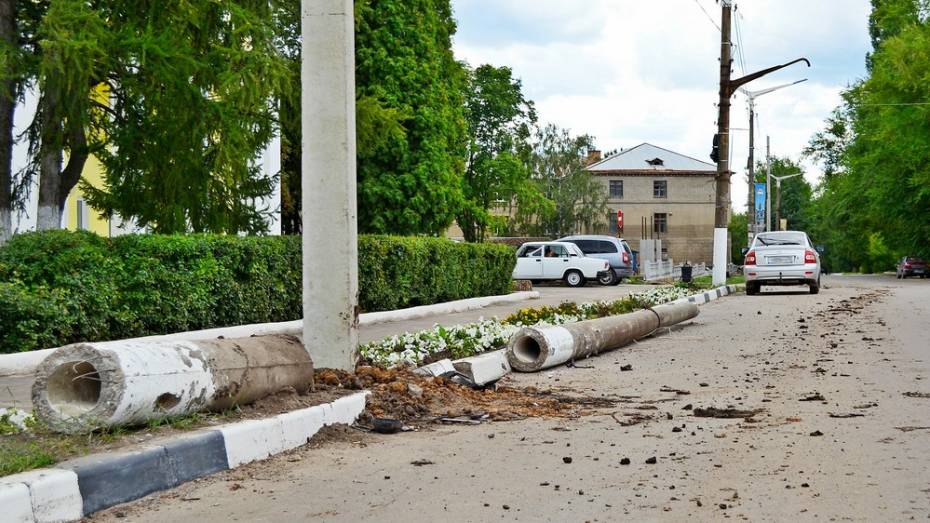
[32, 335, 314, 434]
[506, 302, 700, 372]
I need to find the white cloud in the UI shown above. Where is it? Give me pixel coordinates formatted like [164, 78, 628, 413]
[453, 0, 872, 212]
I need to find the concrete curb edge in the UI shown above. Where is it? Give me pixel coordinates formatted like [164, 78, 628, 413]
[0, 391, 369, 522]
[676, 284, 744, 307]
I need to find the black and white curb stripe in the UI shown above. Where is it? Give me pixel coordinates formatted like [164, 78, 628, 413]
[672, 284, 743, 306]
[0, 391, 368, 522]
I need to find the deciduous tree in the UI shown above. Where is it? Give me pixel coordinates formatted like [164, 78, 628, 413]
[457, 64, 537, 242]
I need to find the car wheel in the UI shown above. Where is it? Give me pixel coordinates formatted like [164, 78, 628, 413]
[597, 270, 616, 286]
[565, 270, 586, 288]
[897, 272, 902, 279]
[809, 280, 820, 294]
[746, 282, 758, 296]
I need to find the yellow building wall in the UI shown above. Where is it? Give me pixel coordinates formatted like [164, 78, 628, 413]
[64, 85, 111, 237]
[63, 154, 110, 237]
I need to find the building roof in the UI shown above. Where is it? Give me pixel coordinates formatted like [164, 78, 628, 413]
[587, 143, 716, 173]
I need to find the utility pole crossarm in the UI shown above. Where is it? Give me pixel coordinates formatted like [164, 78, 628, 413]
[729, 58, 811, 93]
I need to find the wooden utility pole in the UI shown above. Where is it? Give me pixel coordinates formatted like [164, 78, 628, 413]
[714, 1, 733, 230]
[709, 0, 810, 284]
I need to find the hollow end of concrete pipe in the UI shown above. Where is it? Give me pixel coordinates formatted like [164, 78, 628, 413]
[31, 344, 126, 434]
[506, 326, 574, 372]
[651, 302, 700, 328]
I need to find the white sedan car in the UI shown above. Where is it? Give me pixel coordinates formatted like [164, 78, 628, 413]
[513, 242, 611, 287]
[744, 230, 822, 295]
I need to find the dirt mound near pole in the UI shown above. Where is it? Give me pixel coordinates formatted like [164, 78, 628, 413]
[313, 367, 615, 426]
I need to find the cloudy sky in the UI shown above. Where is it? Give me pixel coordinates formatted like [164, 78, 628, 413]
[451, 0, 872, 212]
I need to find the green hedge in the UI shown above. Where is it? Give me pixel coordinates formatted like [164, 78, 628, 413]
[0, 231, 514, 353]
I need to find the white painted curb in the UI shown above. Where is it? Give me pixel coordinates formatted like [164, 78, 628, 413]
[670, 284, 742, 307]
[0, 469, 82, 523]
[0, 292, 540, 378]
[221, 391, 369, 468]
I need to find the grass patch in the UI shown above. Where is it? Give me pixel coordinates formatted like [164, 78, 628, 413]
[680, 274, 745, 291]
[0, 411, 219, 477]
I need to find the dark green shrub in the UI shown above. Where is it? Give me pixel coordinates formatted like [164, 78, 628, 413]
[0, 232, 514, 353]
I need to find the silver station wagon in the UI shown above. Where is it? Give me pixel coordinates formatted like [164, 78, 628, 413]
[743, 231, 822, 295]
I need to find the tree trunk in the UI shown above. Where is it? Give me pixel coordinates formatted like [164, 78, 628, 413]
[36, 91, 89, 231]
[0, 0, 16, 243]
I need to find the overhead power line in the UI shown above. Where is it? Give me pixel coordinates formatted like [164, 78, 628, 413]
[692, 0, 721, 31]
[854, 101, 930, 106]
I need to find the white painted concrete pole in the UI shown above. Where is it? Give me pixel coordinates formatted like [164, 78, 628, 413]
[301, 0, 359, 370]
[712, 228, 727, 286]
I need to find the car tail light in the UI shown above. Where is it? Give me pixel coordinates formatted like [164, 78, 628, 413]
[904, 263, 912, 269]
[804, 250, 816, 264]
[622, 252, 630, 264]
[744, 250, 756, 266]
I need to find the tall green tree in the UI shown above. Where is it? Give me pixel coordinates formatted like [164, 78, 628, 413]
[31, 0, 105, 230]
[0, 0, 17, 242]
[355, 0, 467, 235]
[276, 0, 409, 235]
[806, 0, 930, 271]
[81, 1, 291, 234]
[457, 64, 537, 242]
[515, 124, 606, 237]
[766, 157, 813, 232]
[729, 211, 748, 264]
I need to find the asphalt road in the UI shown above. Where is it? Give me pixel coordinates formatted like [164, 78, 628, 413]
[93, 274, 930, 522]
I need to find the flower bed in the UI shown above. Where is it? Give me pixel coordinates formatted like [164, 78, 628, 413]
[360, 286, 692, 367]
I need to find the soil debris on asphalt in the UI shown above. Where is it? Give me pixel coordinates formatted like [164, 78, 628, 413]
[799, 393, 826, 402]
[314, 366, 618, 428]
[902, 392, 930, 399]
[692, 407, 764, 419]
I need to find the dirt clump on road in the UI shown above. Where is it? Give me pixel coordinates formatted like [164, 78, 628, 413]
[314, 366, 614, 426]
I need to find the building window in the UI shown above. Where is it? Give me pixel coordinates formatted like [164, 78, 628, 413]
[654, 213, 668, 234]
[76, 200, 89, 231]
[653, 180, 667, 199]
[609, 180, 623, 199]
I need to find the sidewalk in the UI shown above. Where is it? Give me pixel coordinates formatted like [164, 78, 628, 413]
[0, 284, 645, 409]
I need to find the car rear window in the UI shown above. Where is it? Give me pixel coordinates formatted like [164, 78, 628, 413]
[755, 232, 806, 246]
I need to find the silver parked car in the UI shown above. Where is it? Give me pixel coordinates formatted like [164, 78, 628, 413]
[557, 235, 636, 285]
[743, 231, 822, 295]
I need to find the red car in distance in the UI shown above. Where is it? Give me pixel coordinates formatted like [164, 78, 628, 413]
[896, 256, 928, 279]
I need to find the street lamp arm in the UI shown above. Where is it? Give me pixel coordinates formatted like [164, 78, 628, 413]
[740, 79, 809, 100]
[771, 172, 803, 182]
[730, 58, 811, 93]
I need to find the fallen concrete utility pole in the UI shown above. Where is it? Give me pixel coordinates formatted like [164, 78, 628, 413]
[506, 302, 700, 372]
[32, 335, 314, 434]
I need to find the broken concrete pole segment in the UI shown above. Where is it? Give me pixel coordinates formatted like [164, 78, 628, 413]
[506, 302, 699, 372]
[32, 335, 314, 434]
[413, 359, 456, 377]
[452, 350, 511, 387]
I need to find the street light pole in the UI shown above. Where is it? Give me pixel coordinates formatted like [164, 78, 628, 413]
[765, 136, 771, 231]
[739, 79, 807, 239]
[710, 0, 809, 285]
